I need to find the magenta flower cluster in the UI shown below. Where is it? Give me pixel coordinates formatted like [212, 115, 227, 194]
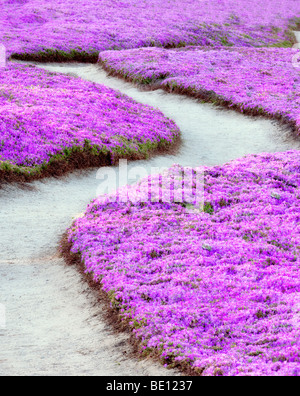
[68, 152, 300, 376]
[99, 46, 300, 133]
[1, 0, 300, 59]
[0, 63, 179, 169]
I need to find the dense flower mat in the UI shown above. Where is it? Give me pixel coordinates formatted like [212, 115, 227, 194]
[99, 46, 300, 134]
[0, 63, 179, 176]
[1, 0, 300, 60]
[67, 151, 300, 376]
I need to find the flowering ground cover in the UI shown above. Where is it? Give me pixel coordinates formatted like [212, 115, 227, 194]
[0, 63, 180, 182]
[66, 151, 300, 376]
[1, 0, 300, 61]
[2, 0, 300, 378]
[99, 46, 300, 134]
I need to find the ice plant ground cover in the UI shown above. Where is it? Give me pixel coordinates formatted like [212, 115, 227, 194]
[99, 46, 300, 134]
[1, 0, 300, 378]
[1, 0, 300, 61]
[67, 152, 300, 376]
[0, 63, 180, 181]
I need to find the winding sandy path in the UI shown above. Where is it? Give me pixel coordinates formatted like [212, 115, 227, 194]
[0, 173, 181, 376]
[1, 62, 300, 375]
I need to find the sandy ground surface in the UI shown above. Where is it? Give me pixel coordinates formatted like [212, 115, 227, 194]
[1, 62, 300, 376]
[0, 174, 181, 376]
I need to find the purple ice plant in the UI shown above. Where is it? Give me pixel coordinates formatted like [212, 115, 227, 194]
[67, 152, 300, 376]
[1, 0, 300, 60]
[99, 46, 300, 134]
[0, 63, 179, 174]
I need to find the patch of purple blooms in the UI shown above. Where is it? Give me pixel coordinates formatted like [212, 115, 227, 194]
[99, 46, 300, 133]
[1, 0, 300, 59]
[0, 63, 179, 169]
[68, 152, 300, 376]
